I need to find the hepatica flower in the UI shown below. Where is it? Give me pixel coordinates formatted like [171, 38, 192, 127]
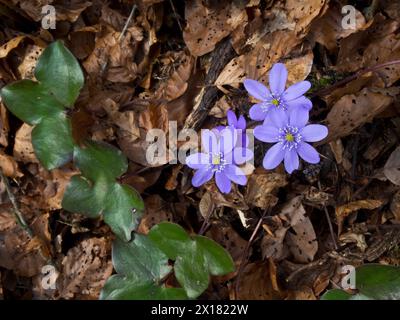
[186, 128, 251, 193]
[244, 63, 312, 121]
[254, 109, 328, 174]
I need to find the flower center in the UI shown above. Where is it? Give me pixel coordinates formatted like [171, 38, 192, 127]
[208, 152, 227, 172]
[285, 133, 294, 142]
[212, 154, 221, 165]
[271, 99, 280, 106]
[261, 94, 286, 113]
[278, 126, 302, 151]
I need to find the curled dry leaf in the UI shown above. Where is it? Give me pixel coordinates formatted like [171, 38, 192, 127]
[335, 199, 383, 235]
[183, 0, 247, 57]
[245, 171, 287, 209]
[204, 183, 249, 211]
[0, 35, 46, 59]
[18, 45, 44, 79]
[0, 152, 22, 178]
[154, 51, 195, 102]
[390, 190, 400, 222]
[262, 196, 318, 263]
[384, 146, 400, 186]
[83, 26, 143, 83]
[13, 123, 38, 164]
[0, 103, 9, 147]
[324, 88, 393, 143]
[57, 237, 113, 300]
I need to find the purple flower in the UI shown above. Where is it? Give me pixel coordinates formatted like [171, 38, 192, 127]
[254, 109, 328, 174]
[185, 128, 252, 193]
[227, 110, 246, 131]
[244, 63, 312, 122]
[216, 110, 253, 164]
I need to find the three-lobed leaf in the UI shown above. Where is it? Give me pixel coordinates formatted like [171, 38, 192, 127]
[62, 141, 144, 241]
[0, 40, 83, 170]
[100, 234, 187, 300]
[148, 222, 235, 298]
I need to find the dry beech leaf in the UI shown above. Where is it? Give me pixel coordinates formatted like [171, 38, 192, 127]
[57, 237, 113, 300]
[0, 103, 9, 147]
[215, 30, 301, 87]
[324, 88, 393, 143]
[183, 0, 247, 57]
[245, 171, 287, 209]
[199, 192, 214, 219]
[0, 152, 22, 178]
[390, 190, 400, 222]
[83, 26, 143, 83]
[336, 14, 400, 87]
[18, 45, 45, 79]
[138, 195, 174, 234]
[384, 146, 400, 186]
[336, 199, 383, 234]
[154, 51, 195, 101]
[13, 123, 38, 164]
[0, 208, 49, 277]
[205, 222, 247, 266]
[232, 262, 284, 300]
[262, 196, 318, 263]
[308, 2, 368, 52]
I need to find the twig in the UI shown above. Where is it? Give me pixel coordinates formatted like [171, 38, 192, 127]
[0, 170, 32, 236]
[318, 181, 338, 250]
[311, 59, 400, 98]
[234, 207, 270, 299]
[184, 38, 236, 131]
[117, 5, 137, 42]
[101, 4, 137, 75]
[168, 0, 183, 32]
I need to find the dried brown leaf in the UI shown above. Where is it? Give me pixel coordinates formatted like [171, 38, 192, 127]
[325, 88, 393, 142]
[57, 237, 112, 300]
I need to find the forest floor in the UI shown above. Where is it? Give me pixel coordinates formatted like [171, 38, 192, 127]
[0, 0, 400, 300]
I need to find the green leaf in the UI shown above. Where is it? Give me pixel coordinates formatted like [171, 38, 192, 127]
[194, 235, 235, 276]
[100, 234, 187, 300]
[103, 185, 144, 243]
[35, 40, 84, 107]
[112, 234, 171, 280]
[174, 242, 209, 299]
[321, 289, 352, 300]
[31, 113, 74, 169]
[100, 276, 187, 300]
[0, 41, 84, 170]
[73, 141, 128, 182]
[62, 141, 143, 241]
[61, 175, 107, 218]
[356, 264, 400, 300]
[148, 222, 191, 259]
[148, 222, 235, 298]
[321, 264, 400, 300]
[0, 80, 64, 125]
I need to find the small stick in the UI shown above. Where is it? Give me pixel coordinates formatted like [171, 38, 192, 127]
[168, 0, 183, 32]
[234, 207, 270, 299]
[0, 170, 32, 236]
[318, 180, 338, 250]
[101, 4, 137, 75]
